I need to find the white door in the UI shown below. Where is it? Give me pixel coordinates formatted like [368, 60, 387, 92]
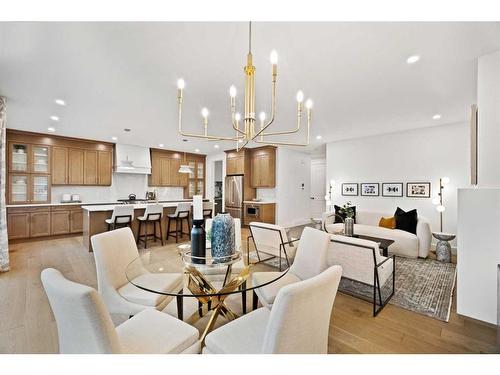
[310, 159, 326, 218]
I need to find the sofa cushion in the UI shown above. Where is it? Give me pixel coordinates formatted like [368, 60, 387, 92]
[394, 207, 418, 234]
[379, 216, 396, 229]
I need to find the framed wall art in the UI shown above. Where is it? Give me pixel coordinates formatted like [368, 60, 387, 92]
[406, 182, 431, 198]
[361, 183, 379, 196]
[382, 182, 403, 197]
[341, 183, 358, 196]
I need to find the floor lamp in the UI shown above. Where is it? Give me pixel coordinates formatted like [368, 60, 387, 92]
[432, 176, 449, 232]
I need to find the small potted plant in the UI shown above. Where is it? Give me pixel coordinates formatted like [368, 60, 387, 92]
[339, 202, 355, 236]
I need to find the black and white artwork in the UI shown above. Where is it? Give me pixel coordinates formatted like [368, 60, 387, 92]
[341, 183, 358, 196]
[382, 183, 403, 197]
[361, 183, 379, 196]
[406, 182, 431, 198]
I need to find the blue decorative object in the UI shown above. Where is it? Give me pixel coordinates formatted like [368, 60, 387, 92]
[211, 213, 235, 263]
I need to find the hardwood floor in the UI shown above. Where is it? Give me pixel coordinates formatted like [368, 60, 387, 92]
[0, 232, 498, 354]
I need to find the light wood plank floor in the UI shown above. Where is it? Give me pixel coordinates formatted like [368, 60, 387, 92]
[0, 233, 498, 354]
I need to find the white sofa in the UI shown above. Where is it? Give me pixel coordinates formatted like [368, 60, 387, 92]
[322, 210, 431, 258]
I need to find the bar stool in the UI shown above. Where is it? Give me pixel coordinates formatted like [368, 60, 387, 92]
[105, 205, 134, 231]
[203, 201, 214, 219]
[136, 203, 164, 249]
[166, 202, 191, 243]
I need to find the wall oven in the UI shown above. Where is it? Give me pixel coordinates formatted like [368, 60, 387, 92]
[246, 205, 260, 217]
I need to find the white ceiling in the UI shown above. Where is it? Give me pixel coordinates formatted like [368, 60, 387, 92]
[1, 22, 500, 155]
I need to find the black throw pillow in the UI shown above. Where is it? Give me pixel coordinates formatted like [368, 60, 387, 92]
[334, 205, 356, 224]
[394, 207, 418, 234]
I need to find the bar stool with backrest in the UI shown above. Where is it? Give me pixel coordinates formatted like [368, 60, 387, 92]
[136, 203, 164, 248]
[203, 201, 213, 220]
[166, 202, 191, 243]
[105, 205, 134, 231]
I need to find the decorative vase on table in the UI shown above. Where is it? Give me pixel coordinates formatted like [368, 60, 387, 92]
[190, 219, 206, 264]
[211, 213, 235, 263]
[344, 217, 354, 237]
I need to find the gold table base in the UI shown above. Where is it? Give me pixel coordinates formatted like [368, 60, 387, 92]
[184, 264, 250, 345]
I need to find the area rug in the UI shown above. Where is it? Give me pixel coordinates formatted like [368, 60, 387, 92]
[249, 251, 456, 322]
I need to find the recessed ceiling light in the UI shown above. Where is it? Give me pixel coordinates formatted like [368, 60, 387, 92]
[54, 99, 66, 106]
[47, 127, 56, 132]
[316, 135, 322, 140]
[406, 55, 420, 64]
[111, 136, 118, 141]
[194, 149, 200, 153]
[50, 115, 59, 121]
[214, 144, 219, 149]
[432, 114, 442, 120]
[158, 143, 164, 147]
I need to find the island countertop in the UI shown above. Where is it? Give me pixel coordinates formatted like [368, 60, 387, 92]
[81, 199, 210, 212]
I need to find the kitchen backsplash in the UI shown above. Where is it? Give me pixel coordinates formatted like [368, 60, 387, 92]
[51, 173, 184, 203]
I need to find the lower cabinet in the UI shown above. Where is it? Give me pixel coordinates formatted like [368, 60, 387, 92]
[30, 211, 51, 237]
[7, 205, 84, 241]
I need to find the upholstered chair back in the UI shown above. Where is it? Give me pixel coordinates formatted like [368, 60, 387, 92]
[249, 222, 289, 251]
[289, 227, 330, 281]
[262, 265, 342, 354]
[206, 218, 241, 251]
[110, 205, 134, 223]
[174, 202, 191, 218]
[143, 203, 163, 220]
[41, 268, 121, 354]
[328, 235, 381, 285]
[91, 227, 139, 297]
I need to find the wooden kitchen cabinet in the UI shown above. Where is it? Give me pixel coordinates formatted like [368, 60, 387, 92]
[243, 203, 276, 226]
[70, 208, 83, 233]
[226, 151, 245, 175]
[149, 149, 201, 190]
[30, 210, 51, 237]
[51, 210, 71, 235]
[52, 146, 68, 184]
[7, 211, 30, 239]
[97, 151, 112, 186]
[250, 146, 276, 188]
[84, 150, 98, 185]
[68, 148, 85, 185]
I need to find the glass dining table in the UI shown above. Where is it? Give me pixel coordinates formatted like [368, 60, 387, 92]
[125, 244, 290, 343]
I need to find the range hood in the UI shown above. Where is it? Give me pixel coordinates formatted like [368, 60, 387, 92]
[114, 144, 152, 174]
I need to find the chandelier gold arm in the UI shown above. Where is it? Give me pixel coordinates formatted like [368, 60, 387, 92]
[251, 68, 277, 140]
[254, 108, 311, 146]
[260, 100, 303, 137]
[177, 90, 243, 142]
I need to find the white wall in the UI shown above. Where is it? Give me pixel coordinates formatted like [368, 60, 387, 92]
[275, 148, 312, 227]
[326, 122, 470, 238]
[51, 173, 184, 203]
[457, 188, 500, 325]
[477, 51, 500, 187]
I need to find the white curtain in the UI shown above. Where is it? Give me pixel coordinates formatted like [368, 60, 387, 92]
[0, 96, 9, 272]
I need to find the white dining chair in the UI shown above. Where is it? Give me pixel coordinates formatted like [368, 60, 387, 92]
[137, 203, 164, 248]
[203, 201, 214, 219]
[248, 222, 297, 271]
[202, 265, 342, 354]
[41, 268, 200, 354]
[251, 226, 330, 309]
[105, 205, 134, 231]
[91, 227, 184, 318]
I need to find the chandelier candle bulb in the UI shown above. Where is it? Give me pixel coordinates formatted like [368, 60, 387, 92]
[229, 85, 237, 98]
[296, 90, 304, 102]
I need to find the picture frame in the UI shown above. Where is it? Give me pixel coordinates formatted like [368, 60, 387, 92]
[382, 182, 403, 197]
[361, 183, 379, 196]
[406, 182, 431, 198]
[341, 183, 358, 196]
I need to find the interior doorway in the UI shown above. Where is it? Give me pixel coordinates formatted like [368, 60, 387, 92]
[310, 158, 326, 218]
[214, 160, 223, 215]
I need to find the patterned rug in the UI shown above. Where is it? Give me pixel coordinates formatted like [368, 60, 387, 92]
[248, 251, 456, 322]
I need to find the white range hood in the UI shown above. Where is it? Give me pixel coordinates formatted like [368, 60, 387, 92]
[114, 144, 152, 174]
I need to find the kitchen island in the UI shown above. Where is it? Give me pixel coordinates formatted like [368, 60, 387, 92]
[82, 199, 210, 251]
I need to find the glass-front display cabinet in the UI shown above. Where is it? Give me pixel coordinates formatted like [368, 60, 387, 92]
[186, 159, 205, 198]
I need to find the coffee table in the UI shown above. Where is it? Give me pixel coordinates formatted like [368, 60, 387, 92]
[347, 234, 395, 257]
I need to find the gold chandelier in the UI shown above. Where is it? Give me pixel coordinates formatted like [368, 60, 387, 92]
[176, 22, 313, 151]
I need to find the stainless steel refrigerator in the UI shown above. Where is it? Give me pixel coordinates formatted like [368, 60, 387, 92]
[224, 175, 244, 219]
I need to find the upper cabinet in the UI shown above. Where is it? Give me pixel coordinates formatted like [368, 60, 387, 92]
[6, 130, 113, 204]
[250, 146, 276, 188]
[149, 149, 201, 194]
[226, 150, 245, 175]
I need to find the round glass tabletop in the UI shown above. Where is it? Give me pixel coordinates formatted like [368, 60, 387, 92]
[125, 244, 289, 298]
